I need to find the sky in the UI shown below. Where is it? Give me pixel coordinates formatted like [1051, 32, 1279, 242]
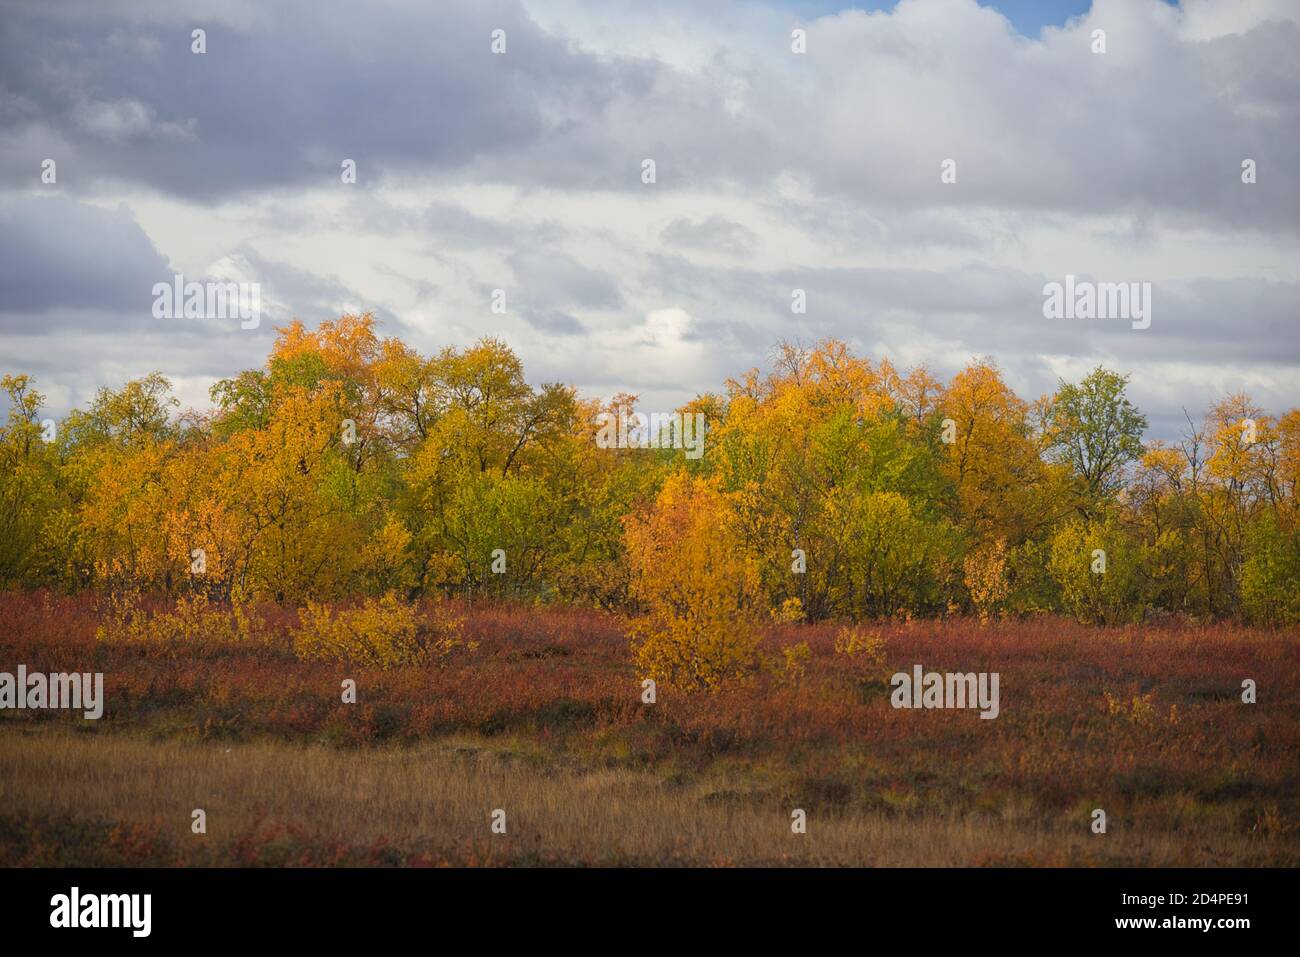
[1, 0, 1297, 440]
[771, 0, 1099, 35]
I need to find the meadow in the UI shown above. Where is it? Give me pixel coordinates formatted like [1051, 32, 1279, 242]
[2, 590, 1296, 867]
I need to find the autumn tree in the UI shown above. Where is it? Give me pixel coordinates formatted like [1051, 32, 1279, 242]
[624, 474, 763, 690]
[0, 375, 65, 583]
[4, 316, 1294, 626]
[707, 340, 952, 621]
[941, 359, 1062, 546]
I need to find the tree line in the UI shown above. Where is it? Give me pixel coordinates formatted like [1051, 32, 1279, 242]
[2, 313, 1297, 626]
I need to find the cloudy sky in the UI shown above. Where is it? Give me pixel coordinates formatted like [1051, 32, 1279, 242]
[1, 0, 1297, 438]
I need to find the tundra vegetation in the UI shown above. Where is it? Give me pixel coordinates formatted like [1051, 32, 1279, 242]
[1, 315, 1297, 865]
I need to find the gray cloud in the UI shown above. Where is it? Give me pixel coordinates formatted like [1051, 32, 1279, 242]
[0, 194, 168, 314]
[0, 194, 401, 347]
[1, 0, 1297, 437]
[662, 215, 758, 257]
[0, 0, 663, 200]
[4, 0, 1292, 230]
[521, 308, 585, 336]
[507, 249, 624, 310]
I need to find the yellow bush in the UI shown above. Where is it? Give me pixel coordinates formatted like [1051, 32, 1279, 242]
[770, 596, 806, 624]
[291, 593, 464, 667]
[624, 474, 763, 691]
[963, 537, 1010, 623]
[96, 592, 263, 644]
[833, 626, 887, 669]
[779, 641, 812, 683]
[1104, 689, 1178, 727]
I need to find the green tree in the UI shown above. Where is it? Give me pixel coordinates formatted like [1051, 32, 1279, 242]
[1047, 367, 1148, 509]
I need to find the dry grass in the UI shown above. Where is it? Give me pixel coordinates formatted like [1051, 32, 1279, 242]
[1, 728, 1282, 867]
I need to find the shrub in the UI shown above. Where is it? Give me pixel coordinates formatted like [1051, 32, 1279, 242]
[1048, 518, 1145, 625]
[291, 593, 464, 667]
[770, 596, 806, 624]
[1104, 688, 1178, 728]
[833, 625, 887, 670]
[1004, 538, 1058, 615]
[96, 592, 264, 644]
[624, 474, 763, 691]
[777, 640, 812, 684]
[963, 537, 1010, 623]
[1241, 515, 1300, 626]
[824, 491, 957, 619]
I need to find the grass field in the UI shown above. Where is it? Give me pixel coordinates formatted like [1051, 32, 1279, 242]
[2, 591, 1298, 866]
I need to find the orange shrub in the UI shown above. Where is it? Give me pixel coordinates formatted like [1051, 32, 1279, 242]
[623, 474, 763, 691]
